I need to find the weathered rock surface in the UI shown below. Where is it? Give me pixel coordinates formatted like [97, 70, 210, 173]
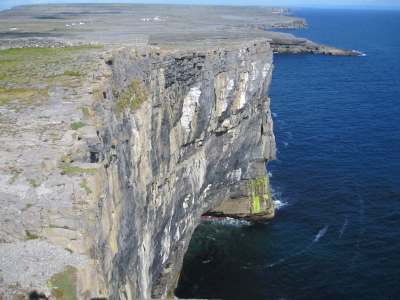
[89, 40, 276, 299]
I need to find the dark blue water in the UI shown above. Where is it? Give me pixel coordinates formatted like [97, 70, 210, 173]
[175, 9, 400, 300]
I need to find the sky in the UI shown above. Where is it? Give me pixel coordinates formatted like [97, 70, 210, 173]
[1, 0, 400, 10]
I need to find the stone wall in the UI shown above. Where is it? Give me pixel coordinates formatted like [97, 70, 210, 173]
[0, 37, 95, 50]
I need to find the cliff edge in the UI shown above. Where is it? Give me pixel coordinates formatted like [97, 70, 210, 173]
[0, 39, 275, 299]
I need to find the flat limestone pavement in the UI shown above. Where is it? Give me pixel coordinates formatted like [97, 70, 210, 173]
[0, 44, 111, 297]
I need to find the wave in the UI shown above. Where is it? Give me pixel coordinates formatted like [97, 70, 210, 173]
[274, 200, 288, 210]
[339, 218, 348, 239]
[271, 185, 289, 210]
[314, 225, 329, 243]
[265, 225, 330, 269]
[352, 50, 367, 56]
[202, 217, 253, 227]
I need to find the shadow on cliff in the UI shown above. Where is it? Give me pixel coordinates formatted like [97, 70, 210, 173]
[28, 291, 108, 300]
[28, 291, 48, 300]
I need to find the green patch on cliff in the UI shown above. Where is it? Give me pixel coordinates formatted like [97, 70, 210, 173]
[48, 266, 78, 300]
[247, 176, 269, 214]
[253, 195, 260, 214]
[79, 179, 92, 195]
[114, 79, 148, 116]
[70, 122, 87, 130]
[77, 106, 92, 118]
[61, 166, 97, 176]
[25, 230, 38, 240]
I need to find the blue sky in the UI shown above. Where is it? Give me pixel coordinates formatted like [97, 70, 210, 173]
[1, 0, 400, 10]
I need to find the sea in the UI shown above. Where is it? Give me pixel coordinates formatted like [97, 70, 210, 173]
[174, 8, 400, 300]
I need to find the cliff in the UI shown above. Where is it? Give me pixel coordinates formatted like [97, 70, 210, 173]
[0, 39, 275, 299]
[90, 40, 276, 299]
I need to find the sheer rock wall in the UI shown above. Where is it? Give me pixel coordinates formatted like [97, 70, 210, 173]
[90, 40, 276, 299]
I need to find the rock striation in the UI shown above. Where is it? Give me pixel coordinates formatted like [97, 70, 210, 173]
[88, 40, 276, 299]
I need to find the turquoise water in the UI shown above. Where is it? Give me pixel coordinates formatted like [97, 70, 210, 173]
[175, 9, 400, 300]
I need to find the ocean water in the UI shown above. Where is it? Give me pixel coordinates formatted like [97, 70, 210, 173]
[175, 9, 400, 300]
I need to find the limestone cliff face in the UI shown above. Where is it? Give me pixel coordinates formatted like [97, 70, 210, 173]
[87, 40, 276, 299]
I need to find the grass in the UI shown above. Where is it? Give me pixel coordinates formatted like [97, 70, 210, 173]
[79, 179, 92, 195]
[62, 70, 86, 77]
[60, 166, 97, 176]
[28, 179, 38, 188]
[0, 45, 102, 107]
[46, 70, 86, 78]
[77, 107, 92, 118]
[9, 168, 22, 184]
[22, 203, 34, 212]
[114, 79, 148, 116]
[70, 122, 87, 130]
[25, 230, 38, 240]
[48, 266, 78, 300]
[0, 87, 40, 105]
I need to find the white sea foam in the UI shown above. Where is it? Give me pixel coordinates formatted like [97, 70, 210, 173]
[314, 225, 329, 243]
[271, 186, 289, 210]
[274, 200, 288, 210]
[352, 50, 367, 56]
[203, 217, 253, 227]
[272, 113, 278, 117]
[339, 218, 348, 239]
[269, 258, 285, 267]
[268, 171, 273, 178]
